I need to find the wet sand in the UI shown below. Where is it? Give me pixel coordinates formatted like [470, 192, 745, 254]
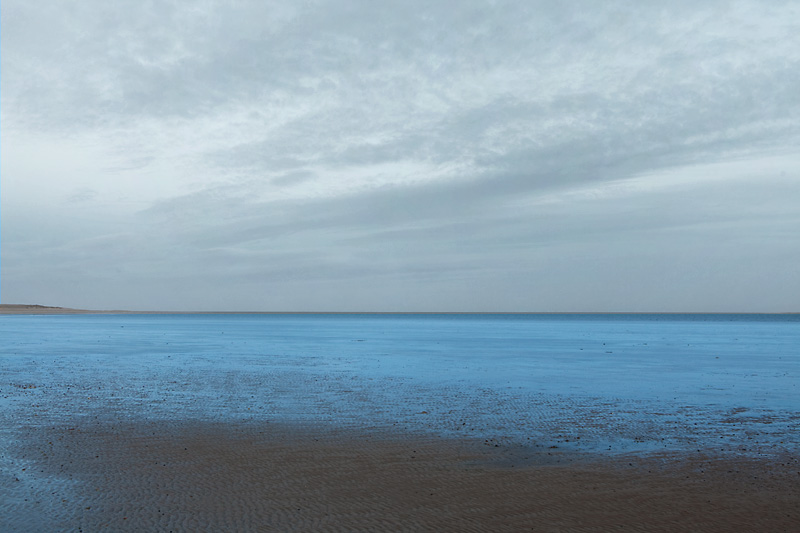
[2, 313, 798, 530]
[4, 419, 799, 532]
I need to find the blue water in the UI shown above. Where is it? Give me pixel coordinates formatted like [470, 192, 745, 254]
[1, 313, 798, 455]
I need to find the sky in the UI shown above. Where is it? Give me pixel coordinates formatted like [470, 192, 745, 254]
[1, 0, 799, 312]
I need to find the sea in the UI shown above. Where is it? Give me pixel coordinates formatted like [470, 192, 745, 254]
[1, 313, 798, 456]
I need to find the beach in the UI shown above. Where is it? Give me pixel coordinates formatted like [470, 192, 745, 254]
[5, 419, 799, 532]
[1, 313, 798, 531]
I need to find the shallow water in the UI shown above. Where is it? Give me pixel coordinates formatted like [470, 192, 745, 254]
[2, 313, 799, 530]
[1, 313, 798, 455]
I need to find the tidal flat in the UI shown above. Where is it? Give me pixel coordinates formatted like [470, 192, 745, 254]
[2, 313, 798, 531]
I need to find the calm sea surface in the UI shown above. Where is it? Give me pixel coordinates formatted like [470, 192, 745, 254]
[1, 313, 798, 454]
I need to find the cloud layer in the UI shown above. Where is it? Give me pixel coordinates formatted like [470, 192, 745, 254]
[2, 0, 799, 311]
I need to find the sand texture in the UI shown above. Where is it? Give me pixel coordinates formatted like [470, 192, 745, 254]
[4, 420, 799, 532]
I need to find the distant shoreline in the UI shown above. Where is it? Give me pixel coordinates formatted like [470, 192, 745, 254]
[0, 304, 797, 315]
[0, 304, 124, 315]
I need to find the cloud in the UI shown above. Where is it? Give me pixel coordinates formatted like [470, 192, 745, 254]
[2, 0, 799, 310]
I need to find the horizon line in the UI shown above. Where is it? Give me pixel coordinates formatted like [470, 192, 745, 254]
[0, 304, 798, 315]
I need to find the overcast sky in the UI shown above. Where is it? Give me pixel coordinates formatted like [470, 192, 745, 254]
[2, 0, 799, 312]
